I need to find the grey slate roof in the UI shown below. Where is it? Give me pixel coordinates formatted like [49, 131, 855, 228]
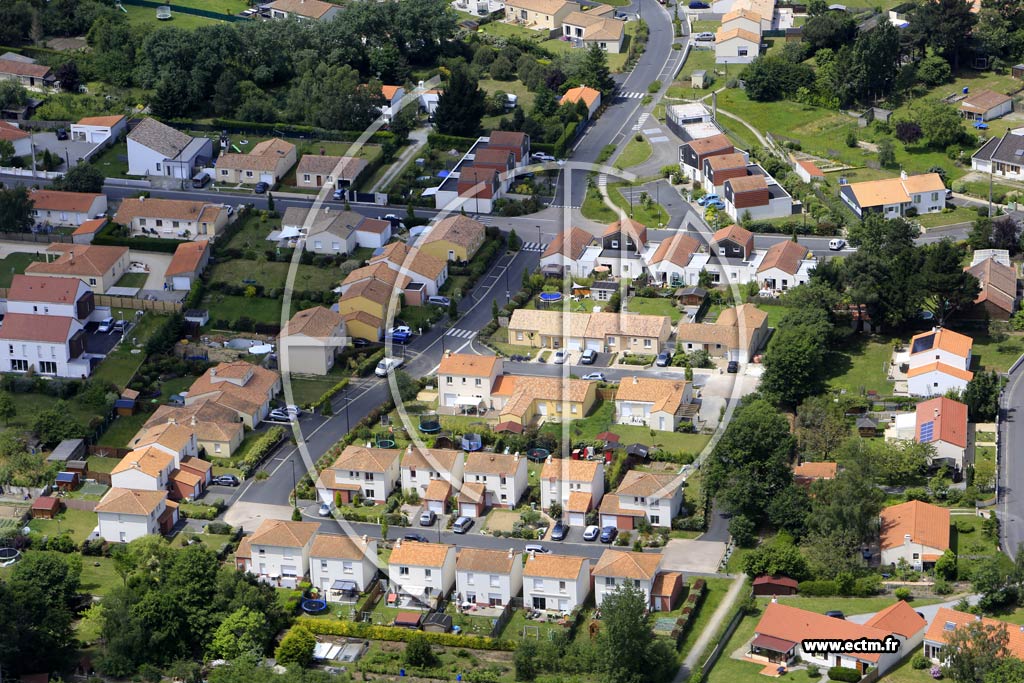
[973, 131, 1024, 165]
[129, 118, 194, 159]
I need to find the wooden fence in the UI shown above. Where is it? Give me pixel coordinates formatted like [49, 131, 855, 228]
[95, 295, 182, 313]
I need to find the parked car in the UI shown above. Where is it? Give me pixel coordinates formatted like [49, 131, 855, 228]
[825, 611, 845, 620]
[268, 408, 294, 421]
[352, 337, 372, 347]
[56, 127, 68, 140]
[419, 510, 437, 527]
[386, 330, 412, 344]
[383, 213, 403, 226]
[696, 194, 719, 206]
[614, 11, 631, 19]
[525, 543, 550, 553]
[727, 360, 739, 373]
[212, 475, 240, 487]
[254, 181, 270, 194]
[552, 350, 568, 364]
[427, 295, 451, 307]
[582, 372, 606, 382]
[375, 357, 403, 377]
[580, 349, 597, 365]
[551, 521, 569, 541]
[828, 238, 846, 251]
[704, 198, 726, 210]
[582, 525, 601, 541]
[655, 351, 672, 367]
[404, 533, 430, 543]
[531, 152, 556, 162]
[695, 31, 715, 40]
[453, 516, 474, 534]
[113, 319, 128, 332]
[332, 188, 346, 200]
[688, 1, 709, 7]
[318, 503, 332, 517]
[388, 325, 412, 335]
[600, 526, 619, 543]
[97, 317, 115, 333]
[946, 188, 954, 200]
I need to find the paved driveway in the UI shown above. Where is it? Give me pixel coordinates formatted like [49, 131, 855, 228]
[32, 133, 99, 170]
[126, 250, 174, 290]
[661, 538, 727, 574]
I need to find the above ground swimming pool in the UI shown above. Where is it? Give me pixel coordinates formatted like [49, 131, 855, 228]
[539, 292, 563, 303]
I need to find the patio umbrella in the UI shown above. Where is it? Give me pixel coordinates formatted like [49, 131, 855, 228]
[494, 421, 523, 434]
[596, 431, 620, 442]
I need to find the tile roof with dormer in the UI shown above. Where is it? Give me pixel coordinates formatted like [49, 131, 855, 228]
[248, 519, 319, 548]
[592, 549, 662, 580]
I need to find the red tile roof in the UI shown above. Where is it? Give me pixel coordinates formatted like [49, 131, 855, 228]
[915, 396, 968, 448]
[879, 500, 950, 552]
[0, 312, 74, 343]
[8, 274, 84, 304]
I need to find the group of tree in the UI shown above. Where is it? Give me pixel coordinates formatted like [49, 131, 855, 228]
[96, 537, 291, 676]
[968, 214, 1023, 254]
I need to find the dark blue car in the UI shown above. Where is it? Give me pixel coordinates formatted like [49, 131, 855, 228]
[600, 526, 619, 543]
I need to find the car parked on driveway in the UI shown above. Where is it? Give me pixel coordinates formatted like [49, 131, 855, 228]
[97, 317, 115, 333]
[254, 182, 270, 194]
[453, 516, 474, 534]
[552, 350, 568, 364]
[600, 526, 619, 543]
[655, 351, 671, 367]
[427, 296, 451, 307]
[531, 152, 556, 162]
[696, 193, 720, 207]
[704, 198, 726, 210]
[318, 503, 332, 517]
[268, 408, 294, 422]
[727, 360, 739, 373]
[419, 510, 437, 526]
[583, 525, 600, 541]
[551, 521, 569, 541]
[695, 31, 715, 40]
[212, 475, 240, 487]
[580, 349, 597, 365]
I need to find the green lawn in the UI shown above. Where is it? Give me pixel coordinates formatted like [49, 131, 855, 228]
[583, 183, 669, 227]
[207, 259, 342, 293]
[0, 392, 102, 433]
[89, 142, 131, 179]
[479, 78, 537, 117]
[541, 401, 711, 456]
[0, 252, 45, 287]
[502, 608, 577, 642]
[86, 456, 121, 474]
[30, 508, 98, 544]
[916, 205, 978, 229]
[114, 272, 149, 289]
[706, 611, 805, 683]
[672, 48, 717, 94]
[90, 311, 168, 389]
[759, 595, 945, 616]
[223, 212, 282, 252]
[881, 652, 941, 683]
[124, 4, 224, 29]
[615, 136, 653, 170]
[960, 329, 1024, 374]
[484, 327, 538, 358]
[80, 556, 122, 597]
[167, 0, 248, 12]
[286, 366, 352, 408]
[97, 411, 150, 448]
[627, 296, 682, 323]
[952, 513, 1008, 576]
[825, 334, 896, 397]
[754, 301, 792, 328]
[203, 293, 283, 327]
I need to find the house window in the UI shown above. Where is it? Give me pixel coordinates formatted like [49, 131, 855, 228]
[214, 443, 222, 453]
[332, 242, 341, 251]
[533, 578, 544, 590]
[314, 240, 322, 249]
[172, 221, 180, 228]
[559, 581, 566, 592]
[246, 171, 254, 178]
[571, 405, 578, 414]
[650, 515, 660, 525]
[425, 569, 433, 578]
[738, 47, 748, 56]
[89, 278, 96, 286]
[364, 488, 373, 498]
[221, 170, 228, 176]
[400, 566, 410, 576]
[366, 473, 375, 481]
[10, 359, 27, 372]
[913, 553, 920, 560]
[467, 573, 475, 585]
[490, 574, 499, 587]
[446, 377, 453, 385]
[156, 163, 162, 172]
[155, 219, 163, 227]
[607, 336, 616, 346]
[500, 476, 506, 485]
[475, 378, 482, 387]
[139, 218, 147, 226]
[303, 174, 311, 182]
[343, 562, 353, 574]
[604, 577, 615, 586]
[516, 331, 524, 341]
[931, 192, 939, 201]
[321, 560, 329, 570]
[611, 240, 619, 248]
[643, 339, 652, 349]
[39, 361, 57, 375]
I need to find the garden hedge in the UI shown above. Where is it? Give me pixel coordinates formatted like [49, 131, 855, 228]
[297, 617, 515, 650]
[239, 427, 286, 477]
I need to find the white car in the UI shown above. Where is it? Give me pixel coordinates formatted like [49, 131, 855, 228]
[97, 317, 115, 333]
[582, 372, 605, 381]
[828, 239, 846, 251]
[552, 350, 568, 364]
[375, 357, 404, 377]
[268, 408, 294, 422]
[387, 325, 412, 336]
[531, 152, 556, 162]
[582, 525, 601, 542]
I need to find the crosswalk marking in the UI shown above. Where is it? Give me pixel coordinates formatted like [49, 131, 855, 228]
[521, 241, 546, 252]
[597, 174, 608, 189]
[545, 205, 581, 210]
[446, 328, 477, 339]
[617, 91, 645, 99]
[631, 113, 651, 131]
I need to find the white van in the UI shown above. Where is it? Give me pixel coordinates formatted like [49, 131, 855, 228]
[828, 239, 846, 251]
[375, 357, 403, 377]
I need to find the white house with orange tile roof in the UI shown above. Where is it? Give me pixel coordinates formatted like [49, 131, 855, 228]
[310, 534, 378, 599]
[885, 396, 971, 471]
[30, 190, 107, 228]
[235, 519, 320, 585]
[906, 327, 974, 397]
[70, 114, 127, 144]
[614, 376, 694, 432]
[715, 27, 761, 64]
[560, 86, 601, 117]
[114, 197, 229, 240]
[540, 456, 604, 524]
[184, 361, 281, 427]
[437, 352, 503, 410]
[25, 243, 129, 293]
[380, 85, 405, 124]
[316, 445, 401, 505]
[504, 0, 580, 31]
[879, 500, 950, 570]
[755, 239, 816, 293]
[96, 487, 178, 542]
[463, 451, 528, 511]
[750, 601, 926, 675]
[600, 470, 686, 529]
[524, 552, 590, 612]
[492, 374, 598, 428]
[110, 446, 176, 491]
[400, 446, 465, 509]
[839, 172, 947, 218]
[456, 547, 524, 607]
[0, 312, 88, 378]
[164, 240, 211, 291]
[388, 540, 457, 607]
[561, 6, 624, 53]
[592, 549, 663, 607]
[540, 226, 601, 277]
[0, 120, 31, 156]
[279, 306, 347, 376]
[924, 607, 1024, 664]
[140, 400, 245, 458]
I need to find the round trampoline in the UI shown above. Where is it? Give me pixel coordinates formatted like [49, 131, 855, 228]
[376, 436, 397, 448]
[301, 598, 328, 614]
[419, 413, 441, 433]
[526, 448, 550, 463]
[539, 292, 563, 303]
[461, 433, 483, 452]
[0, 548, 21, 566]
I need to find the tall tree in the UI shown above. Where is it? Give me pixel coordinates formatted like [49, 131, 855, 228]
[599, 583, 676, 683]
[849, 21, 902, 102]
[964, 370, 1001, 422]
[52, 164, 105, 193]
[434, 62, 486, 137]
[943, 619, 1010, 682]
[580, 43, 615, 96]
[920, 239, 980, 324]
[0, 186, 33, 233]
[909, 0, 977, 69]
[761, 307, 833, 406]
[795, 395, 850, 460]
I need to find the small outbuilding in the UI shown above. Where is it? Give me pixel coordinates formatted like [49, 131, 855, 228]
[960, 89, 1013, 122]
[31, 496, 61, 520]
[651, 572, 684, 611]
[674, 286, 707, 306]
[752, 575, 799, 597]
[423, 612, 453, 633]
[46, 438, 85, 465]
[393, 611, 423, 629]
[1013, 64, 1024, 80]
[55, 471, 79, 492]
[856, 415, 879, 437]
[691, 70, 707, 89]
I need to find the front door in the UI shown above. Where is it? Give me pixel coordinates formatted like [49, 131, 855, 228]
[316, 175, 323, 186]
[532, 596, 546, 609]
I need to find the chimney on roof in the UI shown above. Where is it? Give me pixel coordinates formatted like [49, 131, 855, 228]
[633, 376, 638, 384]
[934, 408, 939, 418]
[190, 415, 197, 427]
[509, 548, 514, 559]
[904, 533, 912, 546]
[900, 170, 908, 180]
[976, 615, 982, 621]
[395, 538, 402, 548]
[168, 417, 176, 425]
[362, 535, 368, 544]
[68, 251, 74, 263]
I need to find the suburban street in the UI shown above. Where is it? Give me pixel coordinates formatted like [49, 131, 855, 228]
[1000, 359, 1024, 559]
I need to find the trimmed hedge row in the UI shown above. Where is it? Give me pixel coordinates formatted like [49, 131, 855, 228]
[93, 222, 185, 254]
[308, 377, 349, 414]
[827, 667, 862, 682]
[238, 427, 286, 477]
[670, 578, 706, 648]
[297, 617, 515, 650]
[355, 349, 386, 377]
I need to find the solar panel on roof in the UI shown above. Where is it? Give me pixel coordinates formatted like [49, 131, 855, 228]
[1015, 149, 1024, 157]
[920, 421, 935, 443]
[944, 622, 956, 631]
[911, 333, 936, 354]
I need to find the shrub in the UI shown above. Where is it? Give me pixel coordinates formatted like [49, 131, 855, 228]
[806, 664, 820, 678]
[798, 580, 838, 596]
[207, 521, 233, 536]
[911, 652, 929, 670]
[238, 427, 286, 477]
[297, 617, 513, 650]
[894, 586, 912, 601]
[827, 666, 862, 682]
[308, 377, 348, 413]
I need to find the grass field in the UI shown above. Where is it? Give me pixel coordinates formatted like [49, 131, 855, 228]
[916, 206, 978, 229]
[114, 272, 149, 289]
[0, 252, 45, 287]
[207, 258, 343, 293]
[961, 329, 1024, 373]
[90, 311, 168, 388]
[30, 508, 98, 544]
[582, 182, 669, 227]
[86, 456, 121, 474]
[169, 0, 248, 12]
[79, 556, 122, 597]
[203, 293, 283, 326]
[825, 334, 896, 397]
[628, 296, 682, 322]
[542, 401, 711, 455]
[615, 136, 653, 170]
[124, 4, 224, 29]
[952, 513, 1008, 576]
[97, 411, 150, 448]
[89, 142, 131, 179]
[0, 391, 102, 432]
[479, 78, 537, 126]
[678, 578, 736, 660]
[286, 366, 352, 407]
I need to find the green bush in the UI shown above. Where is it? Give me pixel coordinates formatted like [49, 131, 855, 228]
[911, 652, 929, 670]
[827, 667, 861, 682]
[298, 617, 514, 650]
[797, 580, 838, 596]
[309, 377, 349, 412]
[238, 427, 286, 477]
[355, 349, 387, 377]
[894, 586, 912, 601]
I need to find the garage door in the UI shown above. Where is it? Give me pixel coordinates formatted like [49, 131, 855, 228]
[600, 514, 618, 528]
[90, 131, 107, 143]
[172, 276, 191, 291]
[261, 172, 276, 184]
[443, 393, 457, 406]
[585, 340, 601, 352]
[459, 503, 477, 517]
[569, 512, 585, 526]
[428, 500, 444, 514]
[567, 339, 582, 351]
[282, 565, 297, 577]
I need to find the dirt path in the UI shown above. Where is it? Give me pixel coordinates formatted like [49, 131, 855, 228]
[674, 574, 747, 683]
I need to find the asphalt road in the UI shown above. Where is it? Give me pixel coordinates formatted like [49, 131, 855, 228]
[1000, 360, 1024, 559]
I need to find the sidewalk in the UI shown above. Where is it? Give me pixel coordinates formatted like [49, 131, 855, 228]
[371, 126, 430, 194]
